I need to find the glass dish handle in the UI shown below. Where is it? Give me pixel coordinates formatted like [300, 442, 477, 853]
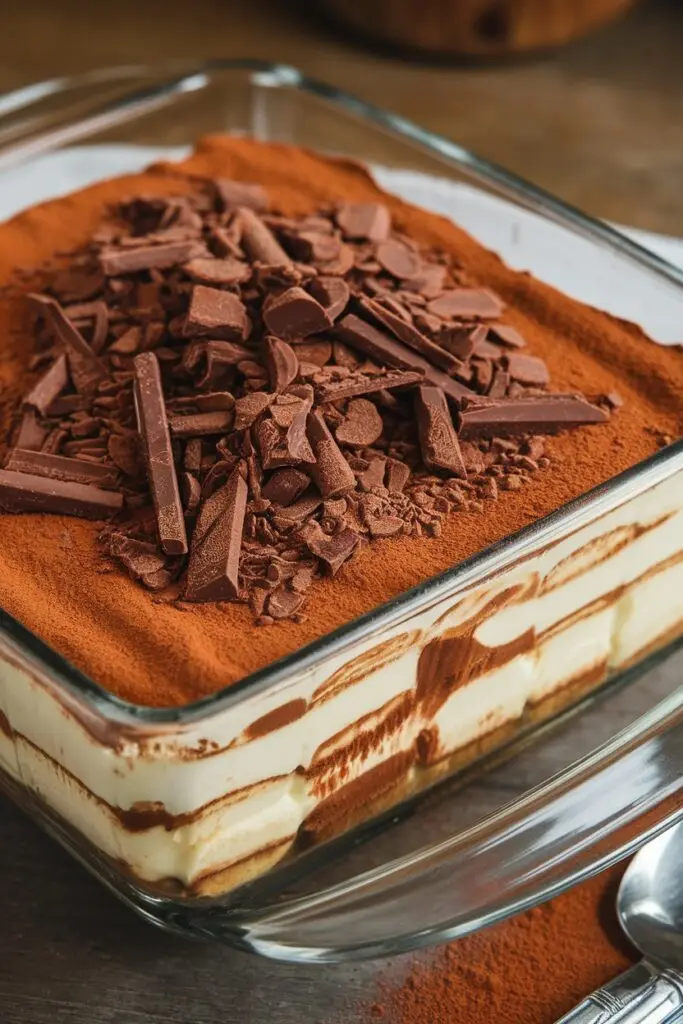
[210, 688, 683, 963]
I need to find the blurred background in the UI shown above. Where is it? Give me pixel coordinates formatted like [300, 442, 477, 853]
[2, 0, 682, 233]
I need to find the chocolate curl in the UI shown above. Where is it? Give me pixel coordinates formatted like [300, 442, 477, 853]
[306, 409, 356, 498]
[237, 206, 292, 266]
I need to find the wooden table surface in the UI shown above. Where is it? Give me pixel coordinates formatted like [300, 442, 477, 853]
[1, 1, 682, 1020]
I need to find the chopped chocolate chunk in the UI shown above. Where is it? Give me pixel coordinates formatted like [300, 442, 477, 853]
[602, 390, 624, 410]
[403, 263, 447, 299]
[267, 586, 305, 620]
[185, 468, 247, 602]
[316, 367, 422, 404]
[415, 386, 467, 478]
[299, 520, 359, 575]
[214, 179, 269, 213]
[234, 391, 274, 430]
[133, 353, 188, 555]
[335, 398, 383, 447]
[108, 433, 142, 477]
[490, 324, 527, 349]
[237, 206, 292, 266]
[263, 336, 299, 392]
[332, 340, 360, 370]
[30, 294, 108, 394]
[23, 353, 69, 416]
[306, 409, 356, 498]
[459, 394, 609, 438]
[100, 241, 201, 276]
[261, 467, 310, 506]
[292, 339, 333, 367]
[109, 534, 174, 591]
[488, 367, 511, 399]
[356, 456, 387, 492]
[504, 353, 550, 387]
[366, 513, 405, 538]
[273, 491, 322, 523]
[5, 448, 119, 490]
[336, 202, 391, 242]
[386, 457, 410, 493]
[359, 296, 462, 375]
[0, 469, 123, 519]
[308, 277, 350, 321]
[375, 239, 422, 280]
[262, 286, 332, 341]
[335, 314, 473, 403]
[184, 257, 250, 286]
[109, 326, 142, 355]
[184, 285, 250, 341]
[427, 288, 505, 320]
[168, 410, 234, 437]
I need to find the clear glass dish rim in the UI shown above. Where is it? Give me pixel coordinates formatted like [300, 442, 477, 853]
[1, 58, 683, 731]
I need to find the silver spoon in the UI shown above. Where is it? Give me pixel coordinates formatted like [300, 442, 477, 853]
[557, 819, 683, 1022]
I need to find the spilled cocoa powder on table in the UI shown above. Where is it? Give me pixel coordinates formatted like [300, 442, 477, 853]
[364, 865, 636, 1024]
[0, 136, 682, 707]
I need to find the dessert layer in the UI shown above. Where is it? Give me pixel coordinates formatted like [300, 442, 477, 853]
[0, 138, 682, 707]
[1, 458, 681, 891]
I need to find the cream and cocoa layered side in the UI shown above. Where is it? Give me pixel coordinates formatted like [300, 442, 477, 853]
[0, 137, 681, 896]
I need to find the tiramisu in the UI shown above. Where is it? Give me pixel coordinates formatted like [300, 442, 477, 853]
[0, 136, 681, 895]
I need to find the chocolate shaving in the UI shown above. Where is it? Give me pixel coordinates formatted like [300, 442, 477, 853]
[336, 202, 391, 242]
[185, 468, 247, 601]
[308, 277, 350, 321]
[238, 206, 292, 266]
[415, 386, 467, 478]
[30, 294, 108, 394]
[184, 285, 250, 341]
[375, 239, 422, 280]
[262, 286, 332, 341]
[427, 289, 505, 320]
[168, 411, 234, 437]
[263, 336, 299, 392]
[459, 394, 609, 438]
[184, 257, 250, 286]
[133, 353, 188, 555]
[299, 520, 358, 575]
[214, 179, 269, 213]
[0, 469, 123, 519]
[100, 241, 201, 276]
[504, 354, 551, 387]
[5, 448, 119, 490]
[261, 467, 310, 506]
[335, 399, 383, 447]
[306, 409, 356, 498]
[359, 296, 462, 375]
[316, 368, 422, 403]
[23, 354, 69, 416]
[490, 324, 526, 349]
[336, 314, 473, 403]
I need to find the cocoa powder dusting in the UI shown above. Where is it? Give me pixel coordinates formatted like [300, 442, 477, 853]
[0, 136, 681, 707]
[366, 866, 635, 1024]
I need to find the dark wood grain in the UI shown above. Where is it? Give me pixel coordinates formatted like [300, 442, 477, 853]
[0, 1, 682, 1019]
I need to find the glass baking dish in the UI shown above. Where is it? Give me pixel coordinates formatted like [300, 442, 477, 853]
[0, 60, 681, 964]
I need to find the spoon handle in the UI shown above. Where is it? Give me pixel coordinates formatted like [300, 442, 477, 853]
[555, 961, 683, 1023]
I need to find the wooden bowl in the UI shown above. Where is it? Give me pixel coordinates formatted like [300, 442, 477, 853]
[315, 0, 637, 57]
